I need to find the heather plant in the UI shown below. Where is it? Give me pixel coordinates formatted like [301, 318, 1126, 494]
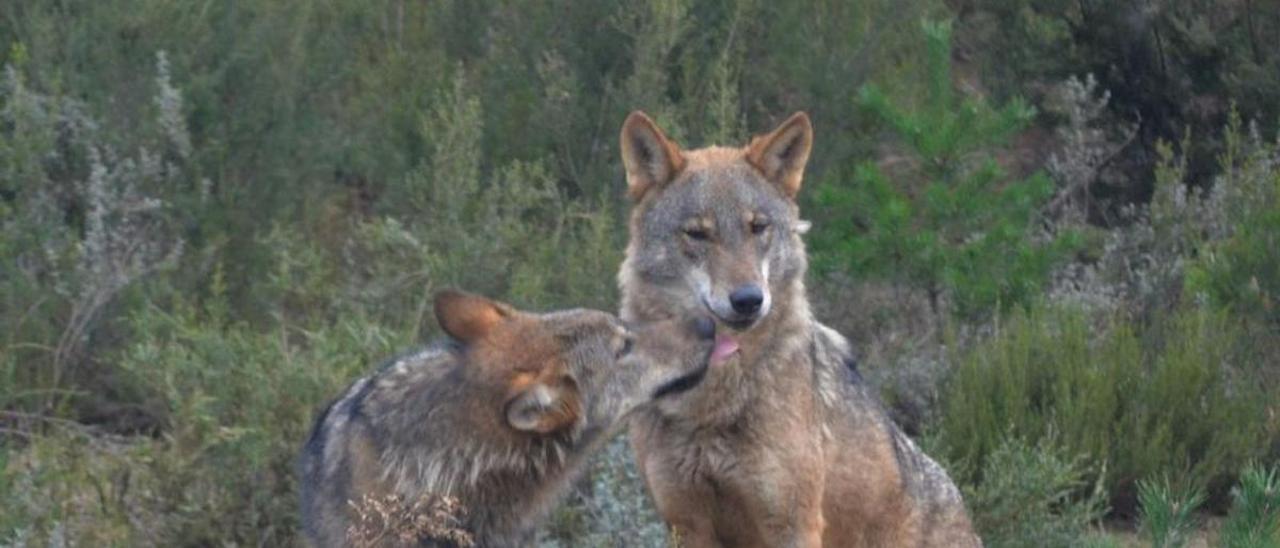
[1, 53, 187, 412]
[1041, 74, 1139, 226]
[2, 278, 412, 545]
[346, 73, 626, 327]
[955, 436, 1108, 548]
[1184, 112, 1280, 326]
[939, 303, 1270, 511]
[1046, 110, 1280, 337]
[813, 20, 1078, 319]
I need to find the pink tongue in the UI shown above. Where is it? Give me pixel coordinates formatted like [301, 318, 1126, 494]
[710, 335, 740, 364]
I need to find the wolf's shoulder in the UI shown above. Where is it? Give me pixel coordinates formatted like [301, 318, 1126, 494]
[370, 340, 459, 381]
[349, 339, 462, 414]
[307, 340, 457, 436]
[810, 320, 862, 386]
[807, 319, 903, 442]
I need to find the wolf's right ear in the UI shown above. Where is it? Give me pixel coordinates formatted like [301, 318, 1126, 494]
[746, 112, 813, 199]
[505, 383, 580, 434]
[434, 290, 513, 343]
[620, 111, 685, 200]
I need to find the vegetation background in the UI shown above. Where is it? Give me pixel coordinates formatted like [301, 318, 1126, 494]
[1, 1, 1277, 546]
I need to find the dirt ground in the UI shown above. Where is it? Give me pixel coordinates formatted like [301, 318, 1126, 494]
[1102, 516, 1223, 547]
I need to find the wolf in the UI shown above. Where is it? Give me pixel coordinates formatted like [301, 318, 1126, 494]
[298, 289, 717, 547]
[618, 111, 980, 547]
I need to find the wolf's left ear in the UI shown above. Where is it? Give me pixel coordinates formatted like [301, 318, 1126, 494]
[746, 112, 813, 199]
[620, 111, 686, 200]
[434, 290, 513, 343]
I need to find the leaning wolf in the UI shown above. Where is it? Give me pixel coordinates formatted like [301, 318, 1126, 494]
[299, 290, 716, 547]
[619, 111, 980, 547]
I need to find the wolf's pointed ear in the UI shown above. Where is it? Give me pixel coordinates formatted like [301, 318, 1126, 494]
[620, 111, 685, 200]
[746, 112, 813, 199]
[505, 383, 579, 434]
[434, 290, 513, 343]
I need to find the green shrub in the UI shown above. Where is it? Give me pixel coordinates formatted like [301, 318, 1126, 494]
[1, 52, 189, 412]
[117, 299, 408, 545]
[939, 303, 1270, 511]
[1219, 463, 1280, 548]
[814, 20, 1077, 319]
[959, 436, 1107, 548]
[1136, 476, 1205, 548]
[0, 286, 411, 545]
[241, 72, 626, 333]
[1184, 113, 1280, 327]
[2, 0, 1277, 543]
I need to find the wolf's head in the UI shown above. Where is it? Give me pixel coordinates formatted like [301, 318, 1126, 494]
[433, 290, 716, 436]
[618, 111, 813, 358]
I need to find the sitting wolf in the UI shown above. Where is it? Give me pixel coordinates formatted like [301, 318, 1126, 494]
[298, 290, 715, 547]
[618, 111, 981, 547]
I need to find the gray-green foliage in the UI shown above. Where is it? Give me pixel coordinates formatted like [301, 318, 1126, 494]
[540, 438, 667, 547]
[958, 0, 1280, 203]
[939, 303, 1270, 510]
[1184, 111, 1280, 327]
[2, 0, 1280, 544]
[1, 52, 188, 412]
[2, 292, 410, 546]
[1, 1, 943, 543]
[958, 436, 1107, 548]
[0, 0, 940, 387]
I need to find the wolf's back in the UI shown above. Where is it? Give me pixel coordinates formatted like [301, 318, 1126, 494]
[298, 375, 372, 547]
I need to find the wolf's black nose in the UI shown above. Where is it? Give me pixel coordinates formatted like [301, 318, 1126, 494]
[692, 316, 716, 340]
[729, 285, 764, 315]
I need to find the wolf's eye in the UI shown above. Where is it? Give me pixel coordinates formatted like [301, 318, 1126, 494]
[683, 227, 710, 241]
[750, 220, 771, 235]
[616, 337, 634, 358]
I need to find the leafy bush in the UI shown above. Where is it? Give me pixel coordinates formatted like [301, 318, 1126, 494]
[939, 303, 1270, 512]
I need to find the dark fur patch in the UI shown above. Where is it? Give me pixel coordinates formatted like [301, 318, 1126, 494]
[653, 361, 709, 399]
[888, 427, 916, 491]
[300, 395, 340, 472]
[843, 354, 863, 385]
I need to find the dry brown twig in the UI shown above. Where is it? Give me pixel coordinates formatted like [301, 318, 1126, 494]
[346, 492, 475, 547]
